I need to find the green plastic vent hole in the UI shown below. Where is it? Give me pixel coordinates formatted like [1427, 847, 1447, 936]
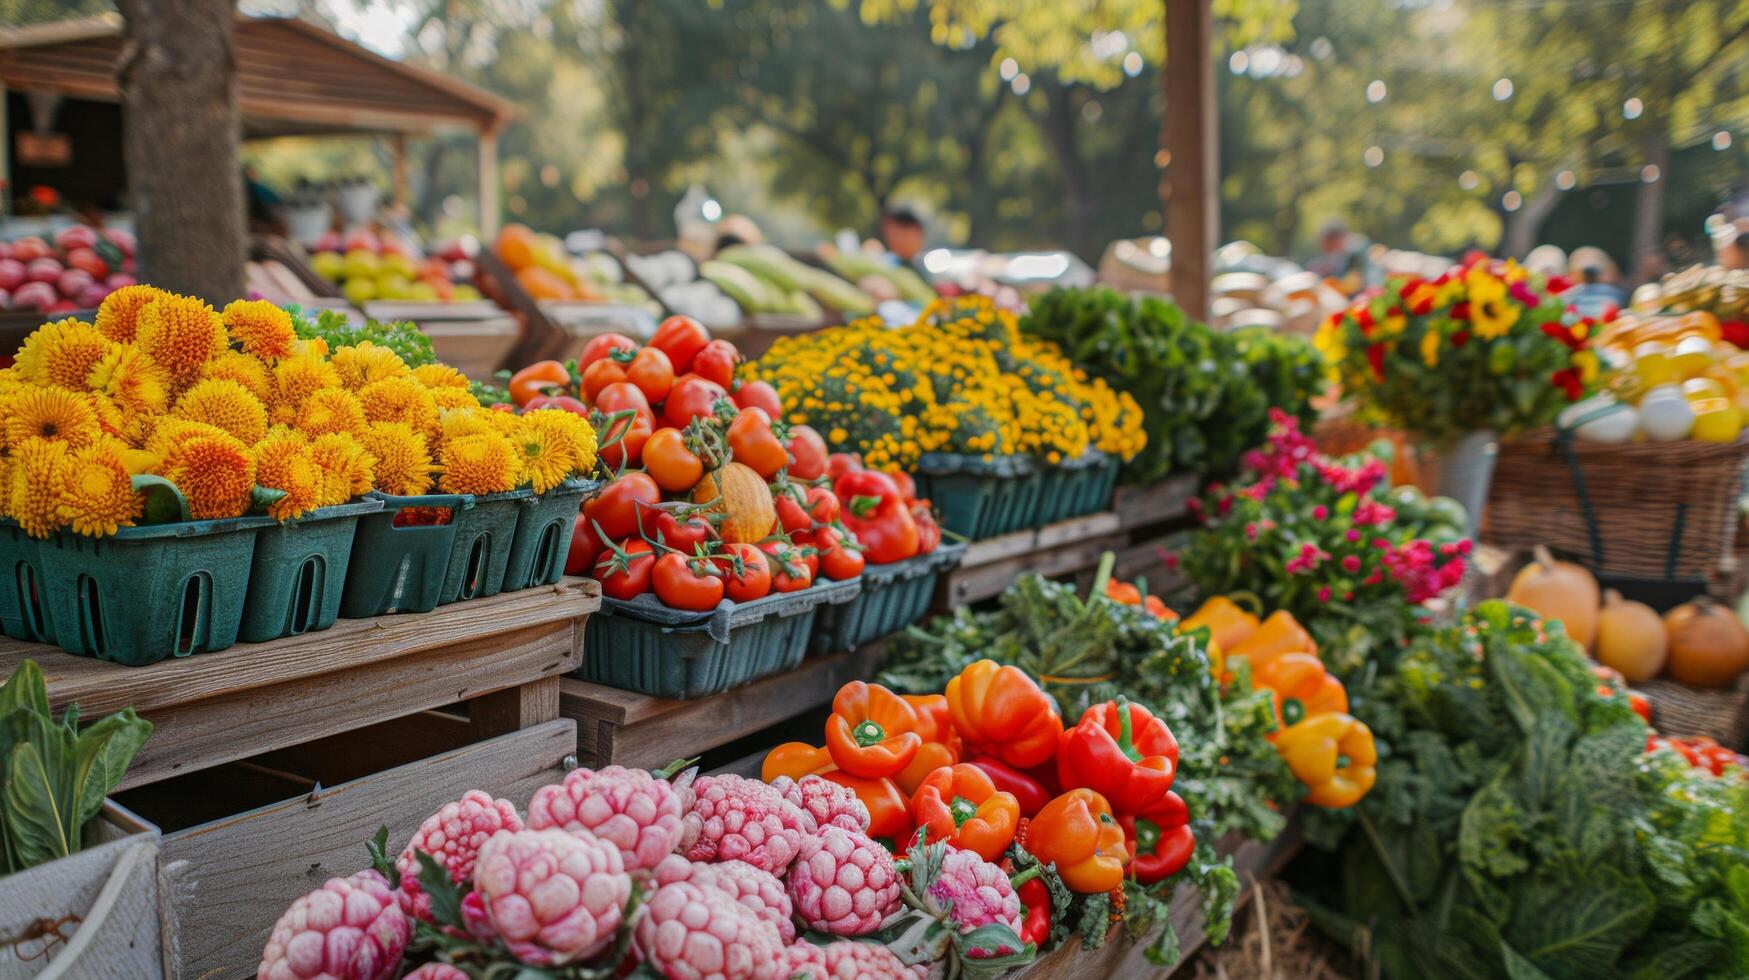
[291, 557, 322, 634]
[174, 573, 210, 657]
[14, 562, 45, 641]
[462, 533, 490, 599]
[77, 574, 106, 657]
[534, 520, 564, 582]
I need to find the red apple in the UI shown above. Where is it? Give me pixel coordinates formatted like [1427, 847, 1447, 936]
[65, 247, 108, 279]
[121, 257, 136, 274]
[0, 288, 10, 309]
[53, 226, 98, 253]
[105, 272, 137, 290]
[0, 242, 13, 262]
[57, 268, 94, 299]
[100, 227, 136, 257]
[0, 259, 25, 292]
[10, 237, 50, 263]
[44, 299, 78, 314]
[76, 284, 109, 309]
[25, 258, 62, 284]
[11, 281, 57, 311]
[343, 229, 379, 253]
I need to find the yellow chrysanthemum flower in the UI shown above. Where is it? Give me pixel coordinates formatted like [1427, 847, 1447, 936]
[438, 431, 518, 495]
[173, 378, 268, 446]
[269, 352, 341, 423]
[359, 421, 434, 497]
[252, 427, 321, 521]
[201, 349, 272, 402]
[439, 407, 501, 445]
[221, 299, 297, 361]
[87, 344, 171, 419]
[309, 431, 375, 506]
[330, 342, 409, 390]
[13, 318, 117, 391]
[134, 293, 228, 388]
[508, 418, 570, 493]
[9, 437, 69, 538]
[297, 387, 367, 437]
[57, 437, 142, 537]
[158, 431, 255, 520]
[93, 284, 171, 343]
[412, 363, 470, 390]
[293, 337, 329, 360]
[430, 386, 481, 412]
[4, 386, 101, 449]
[145, 417, 232, 459]
[359, 375, 439, 437]
[523, 407, 598, 475]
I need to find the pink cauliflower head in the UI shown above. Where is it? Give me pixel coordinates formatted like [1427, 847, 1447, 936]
[400, 965, 468, 980]
[786, 826, 900, 936]
[927, 849, 1022, 935]
[788, 940, 923, 979]
[682, 774, 811, 874]
[633, 879, 789, 980]
[769, 774, 869, 834]
[459, 828, 631, 966]
[395, 790, 523, 921]
[527, 765, 684, 871]
[257, 869, 409, 980]
[652, 854, 797, 943]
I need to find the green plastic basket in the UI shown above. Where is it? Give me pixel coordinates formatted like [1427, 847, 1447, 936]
[438, 489, 531, 604]
[0, 517, 263, 666]
[502, 479, 599, 592]
[810, 541, 966, 653]
[239, 499, 384, 643]
[914, 454, 1042, 540]
[1036, 453, 1119, 525]
[340, 493, 475, 617]
[577, 577, 861, 699]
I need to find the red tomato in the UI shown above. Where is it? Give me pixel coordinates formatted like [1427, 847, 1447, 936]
[582, 358, 629, 403]
[716, 542, 771, 602]
[1628, 691, 1652, 724]
[786, 425, 828, 481]
[727, 407, 790, 479]
[814, 526, 864, 580]
[804, 486, 840, 525]
[652, 510, 714, 553]
[585, 473, 661, 541]
[652, 553, 725, 611]
[774, 487, 812, 535]
[593, 538, 655, 600]
[789, 531, 822, 578]
[564, 513, 602, 575]
[597, 412, 652, 469]
[827, 453, 863, 481]
[625, 346, 675, 405]
[643, 427, 705, 493]
[910, 500, 942, 554]
[731, 379, 783, 418]
[579, 333, 638, 370]
[523, 395, 591, 417]
[885, 469, 916, 502]
[691, 339, 741, 388]
[652, 315, 711, 374]
[761, 541, 814, 593]
[664, 376, 729, 428]
[594, 381, 652, 419]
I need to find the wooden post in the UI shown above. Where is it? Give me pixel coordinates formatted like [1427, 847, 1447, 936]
[478, 127, 500, 238]
[1164, 0, 1217, 321]
[0, 82, 9, 217]
[390, 132, 409, 207]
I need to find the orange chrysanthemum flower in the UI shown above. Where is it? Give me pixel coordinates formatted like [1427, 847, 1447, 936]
[145, 417, 231, 459]
[58, 436, 143, 537]
[13, 318, 117, 391]
[412, 363, 470, 390]
[252, 427, 321, 521]
[523, 407, 598, 474]
[309, 431, 375, 506]
[360, 421, 434, 497]
[293, 337, 330, 360]
[200, 349, 272, 402]
[87, 344, 171, 419]
[438, 431, 518, 495]
[159, 431, 255, 520]
[94, 284, 171, 343]
[429, 386, 481, 412]
[221, 299, 297, 361]
[359, 375, 439, 437]
[8, 437, 70, 538]
[5, 386, 101, 449]
[297, 387, 367, 438]
[330, 342, 409, 390]
[270, 353, 341, 423]
[173, 378, 268, 446]
[134, 293, 228, 389]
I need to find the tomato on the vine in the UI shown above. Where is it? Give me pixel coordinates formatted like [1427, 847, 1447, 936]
[774, 486, 812, 535]
[727, 407, 789, 479]
[651, 509, 714, 553]
[643, 427, 705, 492]
[585, 472, 661, 540]
[911, 500, 942, 554]
[691, 339, 741, 389]
[597, 412, 652, 469]
[582, 358, 629, 403]
[509, 360, 571, 406]
[625, 346, 675, 405]
[786, 425, 828, 481]
[652, 315, 711, 374]
[593, 538, 655, 600]
[564, 513, 602, 576]
[827, 453, 863, 481]
[715, 542, 771, 602]
[652, 553, 725, 611]
[665, 376, 729, 428]
[761, 541, 813, 593]
[804, 486, 840, 525]
[579, 333, 638, 371]
[789, 531, 822, 578]
[814, 526, 865, 580]
[731, 379, 783, 418]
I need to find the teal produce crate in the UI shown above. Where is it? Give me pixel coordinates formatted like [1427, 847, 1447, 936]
[1035, 453, 1119, 525]
[913, 454, 1042, 541]
[339, 493, 475, 617]
[502, 479, 598, 592]
[577, 577, 861, 699]
[239, 499, 384, 643]
[438, 488, 530, 604]
[0, 517, 263, 666]
[810, 541, 966, 653]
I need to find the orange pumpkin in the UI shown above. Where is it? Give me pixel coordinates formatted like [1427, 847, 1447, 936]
[1663, 597, 1749, 688]
[1594, 589, 1667, 682]
[1506, 546, 1599, 650]
[692, 462, 776, 543]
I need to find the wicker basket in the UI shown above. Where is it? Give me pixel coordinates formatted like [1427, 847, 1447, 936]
[1486, 428, 1749, 581]
[1638, 675, 1749, 750]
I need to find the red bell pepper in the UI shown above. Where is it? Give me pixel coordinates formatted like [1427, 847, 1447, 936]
[1120, 791, 1194, 884]
[966, 757, 1052, 817]
[835, 469, 919, 563]
[1013, 868, 1050, 946]
[1055, 698, 1179, 816]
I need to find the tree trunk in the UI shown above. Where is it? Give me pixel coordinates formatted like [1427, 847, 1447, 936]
[1631, 137, 1669, 282]
[1041, 80, 1096, 261]
[116, 0, 245, 303]
[1503, 183, 1562, 259]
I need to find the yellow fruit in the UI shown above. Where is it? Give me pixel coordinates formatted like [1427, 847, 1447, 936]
[311, 251, 345, 281]
[1670, 336, 1716, 378]
[1690, 397, 1742, 443]
[1632, 342, 1678, 387]
[1682, 377, 1726, 401]
[342, 277, 378, 305]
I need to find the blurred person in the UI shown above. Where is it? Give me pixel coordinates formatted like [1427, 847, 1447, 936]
[1712, 217, 1749, 270]
[1307, 218, 1370, 294]
[1567, 246, 1627, 318]
[712, 213, 764, 255]
[1524, 244, 1568, 280]
[880, 207, 926, 267]
[244, 164, 284, 235]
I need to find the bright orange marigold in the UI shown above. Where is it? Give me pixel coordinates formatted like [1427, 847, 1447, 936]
[134, 293, 228, 389]
[13, 318, 117, 391]
[87, 344, 170, 419]
[309, 431, 375, 506]
[159, 431, 255, 520]
[173, 378, 268, 446]
[360, 421, 434, 497]
[412, 363, 470, 390]
[359, 375, 439, 437]
[330, 342, 408, 390]
[93, 284, 171, 343]
[221, 299, 297, 361]
[297, 387, 367, 438]
[57, 437, 142, 537]
[438, 431, 518, 495]
[252, 428, 321, 521]
[8, 437, 69, 538]
[200, 350, 272, 402]
[5, 386, 101, 449]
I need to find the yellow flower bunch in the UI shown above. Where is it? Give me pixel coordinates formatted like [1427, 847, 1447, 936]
[0, 286, 597, 539]
[747, 295, 1145, 469]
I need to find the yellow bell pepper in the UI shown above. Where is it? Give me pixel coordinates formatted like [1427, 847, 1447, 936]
[1180, 596, 1259, 650]
[1274, 712, 1377, 808]
[1227, 610, 1316, 672]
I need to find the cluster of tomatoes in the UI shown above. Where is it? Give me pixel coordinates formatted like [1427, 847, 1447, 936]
[516, 315, 942, 612]
[1595, 665, 1746, 778]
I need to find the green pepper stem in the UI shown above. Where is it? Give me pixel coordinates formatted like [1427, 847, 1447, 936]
[1114, 695, 1143, 763]
[852, 719, 887, 747]
[1008, 865, 1041, 888]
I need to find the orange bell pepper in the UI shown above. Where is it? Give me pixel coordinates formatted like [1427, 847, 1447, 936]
[895, 692, 962, 794]
[824, 681, 922, 779]
[761, 741, 832, 782]
[911, 764, 1020, 861]
[1253, 652, 1348, 731]
[821, 770, 912, 842]
[945, 660, 1062, 770]
[1226, 610, 1316, 672]
[1274, 712, 1376, 808]
[1180, 596, 1260, 650]
[895, 740, 958, 796]
[1026, 789, 1129, 893]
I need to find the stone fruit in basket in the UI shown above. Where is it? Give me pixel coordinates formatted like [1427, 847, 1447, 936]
[393, 790, 523, 922]
[257, 870, 410, 980]
[459, 828, 632, 966]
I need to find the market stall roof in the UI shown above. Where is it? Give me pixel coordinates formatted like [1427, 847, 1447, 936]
[0, 14, 519, 137]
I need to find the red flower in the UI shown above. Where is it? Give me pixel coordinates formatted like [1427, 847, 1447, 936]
[1366, 343, 1386, 381]
[1549, 367, 1584, 401]
[1355, 307, 1376, 336]
[1451, 331, 1470, 348]
[1546, 274, 1573, 293]
[1450, 302, 1471, 321]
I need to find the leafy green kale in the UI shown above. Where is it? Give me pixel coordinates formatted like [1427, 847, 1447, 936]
[287, 304, 436, 367]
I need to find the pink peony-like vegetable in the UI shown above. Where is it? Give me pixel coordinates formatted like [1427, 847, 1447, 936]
[400, 965, 468, 980]
[257, 870, 409, 980]
[527, 765, 684, 871]
[786, 826, 900, 936]
[682, 774, 811, 873]
[927, 848, 1022, 935]
[769, 774, 869, 833]
[395, 790, 523, 921]
[788, 939, 922, 979]
[652, 854, 797, 942]
[633, 880, 789, 979]
[460, 828, 631, 966]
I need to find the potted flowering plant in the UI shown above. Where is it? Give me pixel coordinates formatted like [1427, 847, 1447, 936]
[1314, 254, 1598, 531]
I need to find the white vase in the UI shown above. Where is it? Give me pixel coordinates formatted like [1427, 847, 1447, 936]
[1422, 429, 1498, 540]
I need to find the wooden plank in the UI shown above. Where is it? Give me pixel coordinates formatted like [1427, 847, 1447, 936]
[471, 675, 562, 739]
[1114, 474, 1199, 530]
[164, 719, 576, 978]
[960, 512, 1123, 570]
[563, 646, 887, 770]
[942, 533, 1131, 607]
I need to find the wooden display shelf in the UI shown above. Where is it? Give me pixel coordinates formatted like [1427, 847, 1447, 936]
[562, 645, 886, 770]
[0, 578, 599, 790]
[939, 513, 1132, 606]
[1114, 472, 1200, 530]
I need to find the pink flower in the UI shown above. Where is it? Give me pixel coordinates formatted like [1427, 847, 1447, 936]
[1346, 529, 1361, 542]
[1341, 555, 1362, 574]
[395, 790, 523, 922]
[682, 774, 813, 874]
[257, 870, 408, 980]
[925, 849, 1022, 936]
[1311, 505, 1328, 520]
[1317, 586, 1333, 603]
[402, 966, 468, 980]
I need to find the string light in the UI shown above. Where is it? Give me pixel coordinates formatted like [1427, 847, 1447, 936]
[1715, 131, 1734, 150]
[1624, 97, 1643, 119]
[1503, 191, 1523, 211]
[1364, 146, 1384, 167]
[1459, 170, 1480, 190]
[1493, 78, 1514, 101]
[1555, 170, 1576, 190]
[1366, 80, 1387, 103]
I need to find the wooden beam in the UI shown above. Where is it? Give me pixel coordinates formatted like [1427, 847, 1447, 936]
[478, 128, 500, 238]
[1164, 0, 1217, 321]
[390, 131, 409, 206]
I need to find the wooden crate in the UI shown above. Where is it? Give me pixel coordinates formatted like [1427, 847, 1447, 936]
[938, 513, 1131, 607]
[0, 579, 598, 790]
[563, 646, 886, 770]
[1114, 473, 1200, 531]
